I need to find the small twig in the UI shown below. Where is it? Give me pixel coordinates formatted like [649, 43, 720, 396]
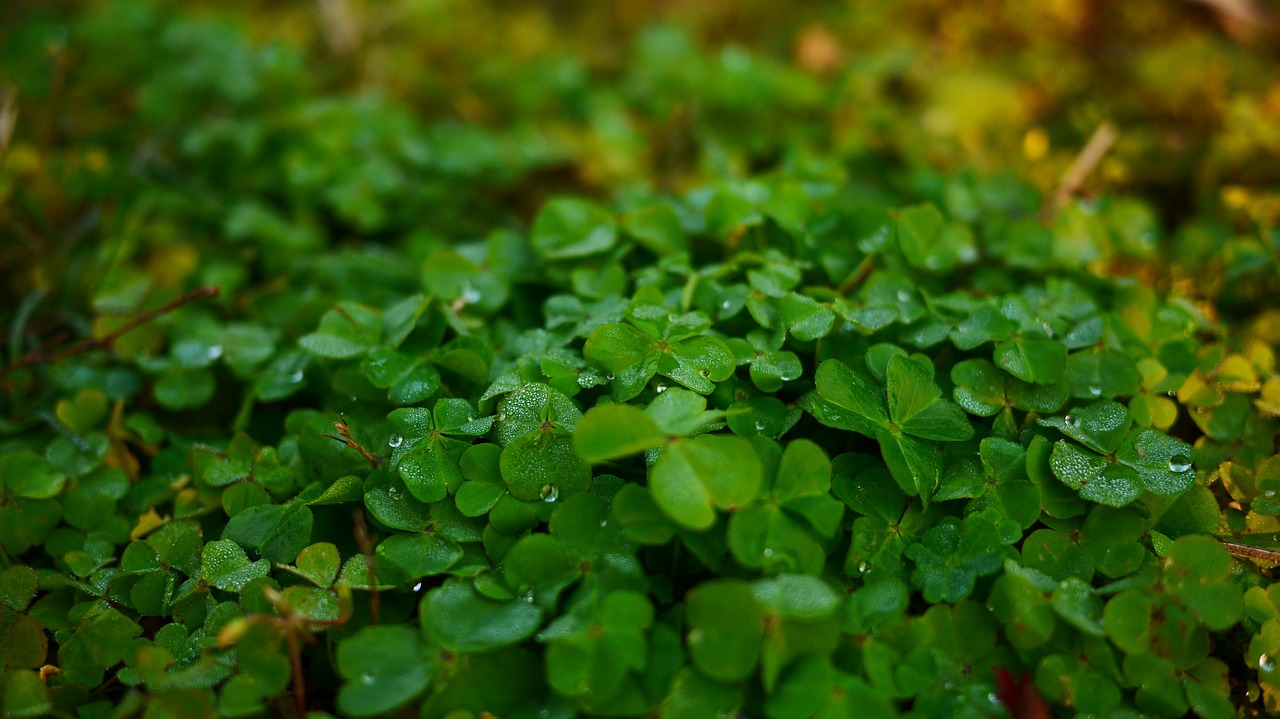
[1190, 0, 1275, 39]
[0, 285, 221, 381]
[352, 509, 380, 624]
[836, 255, 876, 295]
[0, 85, 16, 162]
[283, 619, 307, 718]
[324, 413, 379, 468]
[1221, 540, 1280, 563]
[316, 0, 360, 56]
[1048, 122, 1119, 217]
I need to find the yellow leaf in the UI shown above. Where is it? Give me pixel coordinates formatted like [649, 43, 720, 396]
[1244, 339, 1276, 375]
[1215, 354, 1260, 393]
[131, 509, 166, 541]
[1257, 377, 1280, 416]
[1177, 372, 1223, 407]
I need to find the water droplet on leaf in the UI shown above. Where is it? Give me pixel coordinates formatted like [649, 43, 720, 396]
[289, 370, 304, 383]
[606, 373, 616, 381]
[541, 484, 559, 502]
[1065, 414, 1080, 428]
[412, 582, 423, 592]
[206, 345, 223, 360]
[1168, 454, 1192, 473]
[897, 289, 912, 302]
[360, 672, 375, 686]
[754, 419, 766, 431]
[388, 434, 403, 448]
[1087, 384, 1103, 397]
[1261, 653, 1275, 672]
[655, 382, 668, 393]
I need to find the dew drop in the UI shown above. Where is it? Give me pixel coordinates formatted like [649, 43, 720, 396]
[1065, 414, 1080, 428]
[1265, 490, 1276, 499]
[987, 693, 1000, 705]
[498, 411, 507, 421]
[388, 434, 403, 448]
[1087, 384, 1103, 397]
[522, 591, 535, 603]
[857, 561, 868, 574]
[412, 582, 423, 592]
[577, 373, 594, 388]
[460, 282, 482, 304]
[763, 548, 774, 558]
[754, 419, 766, 431]
[1040, 320, 1054, 337]
[599, 520, 608, 528]
[1168, 454, 1192, 473]
[606, 372, 616, 381]
[721, 300, 732, 310]
[360, 672, 376, 686]
[206, 345, 223, 360]
[699, 369, 710, 378]
[289, 369, 304, 383]
[387, 487, 401, 501]
[1262, 653, 1276, 673]
[896, 289, 912, 302]
[541, 484, 560, 503]
[655, 382, 668, 393]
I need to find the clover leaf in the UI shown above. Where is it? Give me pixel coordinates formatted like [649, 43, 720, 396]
[727, 439, 844, 574]
[810, 354, 972, 498]
[584, 305, 735, 401]
[336, 625, 433, 717]
[650, 434, 762, 531]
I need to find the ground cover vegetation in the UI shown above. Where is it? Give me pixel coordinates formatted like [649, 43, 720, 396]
[2, 1, 1280, 717]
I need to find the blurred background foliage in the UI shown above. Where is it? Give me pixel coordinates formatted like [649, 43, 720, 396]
[3, 0, 1280, 319]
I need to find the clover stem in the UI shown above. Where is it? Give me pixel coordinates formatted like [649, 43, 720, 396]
[1219, 540, 1280, 564]
[0, 285, 221, 383]
[353, 509, 381, 624]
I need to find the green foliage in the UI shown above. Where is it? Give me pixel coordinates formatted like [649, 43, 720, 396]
[3, 0, 1280, 717]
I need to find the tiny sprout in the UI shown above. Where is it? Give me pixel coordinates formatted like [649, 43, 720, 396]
[216, 617, 251, 648]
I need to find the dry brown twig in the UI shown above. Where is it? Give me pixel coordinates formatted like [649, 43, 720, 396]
[316, 0, 360, 56]
[1, 285, 222, 384]
[0, 86, 17, 161]
[1220, 540, 1280, 564]
[1048, 122, 1119, 217]
[324, 413, 380, 468]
